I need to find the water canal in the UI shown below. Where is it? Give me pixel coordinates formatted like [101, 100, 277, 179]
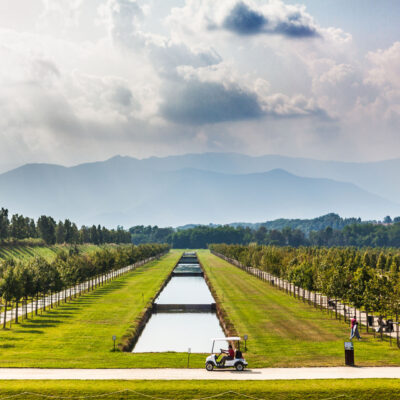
[132, 252, 227, 353]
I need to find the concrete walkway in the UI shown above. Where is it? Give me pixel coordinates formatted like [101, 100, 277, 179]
[1, 367, 400, 380]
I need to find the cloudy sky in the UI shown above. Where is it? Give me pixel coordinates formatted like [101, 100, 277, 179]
[0, 0, 399, 172]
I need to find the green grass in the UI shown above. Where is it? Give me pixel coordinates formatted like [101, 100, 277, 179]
[0, 244, 105, 262]
[1, 380, 400, 400]
[198, 250, 400, 367]
[2, 248, 400, 369]
[0, 251, 185, 368]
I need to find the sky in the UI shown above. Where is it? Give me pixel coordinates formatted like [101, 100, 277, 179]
[0, 0, 400, 173]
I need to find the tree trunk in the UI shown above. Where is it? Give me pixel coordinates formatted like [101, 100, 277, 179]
[3, 302, 7, 329]
[343, 304, 346, 323]
[335, 298, 338, 319]
[15, 300, 19, 323]
[35, 295, 38, 316]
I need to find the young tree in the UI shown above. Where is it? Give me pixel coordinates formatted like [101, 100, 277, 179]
[56, 221, 65, 244]
[0, 208, 9, 241]
[37, 216, 56, 245]
[0, 265, 21, 328]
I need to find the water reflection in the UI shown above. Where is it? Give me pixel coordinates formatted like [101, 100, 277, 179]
[132, 313, 227, 353]
[156, 276, 214, 304]
[132, 256, 227, 353]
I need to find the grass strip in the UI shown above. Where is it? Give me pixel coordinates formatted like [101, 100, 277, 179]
[1, 379, 400, 400]
[198, 250, 400, 367]
[0, 251, 182, 368]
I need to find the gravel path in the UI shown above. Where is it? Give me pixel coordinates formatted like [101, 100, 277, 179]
[1, 367, 400, 380]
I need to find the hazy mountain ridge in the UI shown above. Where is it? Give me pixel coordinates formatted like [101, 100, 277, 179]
[1, 153, 399, 227]
[177, 213, 364, 235]
[137, 153, 400, 202]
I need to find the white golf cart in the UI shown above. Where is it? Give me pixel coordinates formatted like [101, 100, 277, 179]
[205, 337, 248, 371]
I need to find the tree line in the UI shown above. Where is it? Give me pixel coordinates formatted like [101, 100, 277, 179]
[0, 243, 169, 328]
[229, 213, 364, 234]
[0, 208, 131, 245]
[210, 244, 400, 326]
[129, 220, 400, 249]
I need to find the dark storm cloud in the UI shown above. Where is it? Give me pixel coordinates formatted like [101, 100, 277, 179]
[160, 80, 263, 125]
[275, 12, 318, 38]
[223, 3, 267, 35]
[220, 1, 319, 38]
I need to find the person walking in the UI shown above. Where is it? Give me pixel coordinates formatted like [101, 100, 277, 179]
[350, 315, 361, 340]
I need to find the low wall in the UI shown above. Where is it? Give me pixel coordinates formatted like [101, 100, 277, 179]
[154, 303, 216, 313]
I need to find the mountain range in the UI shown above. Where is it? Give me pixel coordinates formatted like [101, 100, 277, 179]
[0, 153, 399, 227]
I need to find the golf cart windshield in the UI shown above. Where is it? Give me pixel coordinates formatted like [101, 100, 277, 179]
[211, 337, 240, 353]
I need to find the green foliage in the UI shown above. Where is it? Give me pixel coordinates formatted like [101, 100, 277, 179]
[0, 243, 170, 315]
[210, 244, 400, 318]
[0, 207, 132, 245]
[0, 251, 182, 368]
[200, 250, 400, 367]
[130, 214, 400, 249]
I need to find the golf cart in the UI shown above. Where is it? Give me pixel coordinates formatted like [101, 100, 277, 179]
[205, 337, 248, 371]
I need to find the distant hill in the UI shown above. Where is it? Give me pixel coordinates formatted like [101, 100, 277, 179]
[114, 152, 400, 203]
[178, 213, 363, 235]
[0, 155, 399, 227]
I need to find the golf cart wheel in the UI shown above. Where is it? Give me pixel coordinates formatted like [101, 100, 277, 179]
[206, 362, 214, 371]
[235, 362, 244, 371]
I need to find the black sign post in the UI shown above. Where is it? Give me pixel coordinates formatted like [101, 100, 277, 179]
[344, 342, 354, 366]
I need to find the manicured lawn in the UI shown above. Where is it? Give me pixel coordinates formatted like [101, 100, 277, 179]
[0, 251, 186, 368]
[0, 244, 104, 262]
[198, 250, 400, 367]
[1, 379, 400, 400]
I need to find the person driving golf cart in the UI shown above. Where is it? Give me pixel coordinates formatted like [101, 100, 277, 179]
[219, 344, 234, 366]
[205, 337, 248, 371]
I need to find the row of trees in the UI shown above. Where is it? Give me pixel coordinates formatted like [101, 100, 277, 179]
[0, 208, 131, 245]
[129, 225, 174, 245]
[210, 244, 400, 322]
[0, 243, 169, 328]
[129, 218, 400, 249]
[245, 213, 363, 234]
[129, 224, 300, 248]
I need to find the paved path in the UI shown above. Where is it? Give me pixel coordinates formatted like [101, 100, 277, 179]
[1, 367, 400, 380]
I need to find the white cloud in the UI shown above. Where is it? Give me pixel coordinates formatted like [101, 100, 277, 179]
[37, 0, 84, 33]
[365, 41, 400, 90]
[0, 0, 399, 170]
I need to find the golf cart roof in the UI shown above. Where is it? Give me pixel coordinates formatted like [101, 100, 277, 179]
[212, 337, 241, 341]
